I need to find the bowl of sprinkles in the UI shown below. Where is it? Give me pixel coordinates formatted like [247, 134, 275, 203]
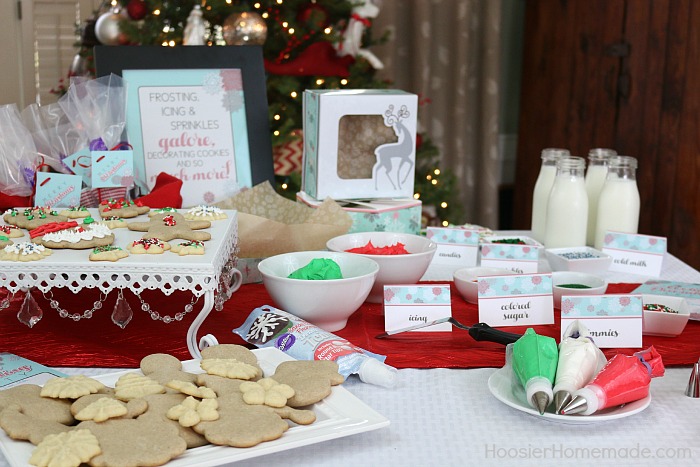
[641, 294, 690, 337]
[545, 246, 612, 274]
[551, 271, 606, 309]
[482, 235, 543, 247]
[327, 232, 437, 303]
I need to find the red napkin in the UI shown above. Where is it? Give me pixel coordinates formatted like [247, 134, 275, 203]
[0, 193, 31, 210]
[135, 172, 183, 208]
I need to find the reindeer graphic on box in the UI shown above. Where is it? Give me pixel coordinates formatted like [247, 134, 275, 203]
[302, 90, 418, 200]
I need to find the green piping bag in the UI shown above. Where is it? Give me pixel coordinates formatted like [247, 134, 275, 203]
[512, 328, 559, 415]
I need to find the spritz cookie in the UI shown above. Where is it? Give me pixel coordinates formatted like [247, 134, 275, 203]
[184, 205, 227, 221]
[0, 241, 52, 262]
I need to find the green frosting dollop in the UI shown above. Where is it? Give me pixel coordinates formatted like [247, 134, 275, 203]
[287, 258, 343, 280]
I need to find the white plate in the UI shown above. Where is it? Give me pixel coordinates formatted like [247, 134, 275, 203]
[0, 348, 389, 466]
[487, 366, 651, 424]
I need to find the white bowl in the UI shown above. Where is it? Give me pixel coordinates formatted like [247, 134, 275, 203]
[642, 294, 690, 337]
[326, 232, 437, 303]
[552, 271, 607, 309]
[453, 267, 516, 304]
[545, 247, 612, 274]
[258, 251, 379, 331]
[482, 235, 543, 248]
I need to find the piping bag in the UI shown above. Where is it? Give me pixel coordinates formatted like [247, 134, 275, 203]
[561, 346, 665, 415]
[234, 305, 397, 388]
[552, 320, 607, 414]
[511, 328, 559, 415]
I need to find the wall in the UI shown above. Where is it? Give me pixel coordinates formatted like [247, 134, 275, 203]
[0, 1, 26, 107]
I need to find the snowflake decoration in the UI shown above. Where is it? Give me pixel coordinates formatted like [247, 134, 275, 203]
[477, 281, 490, 294]
[384, 288, 395, 302]
[561, 299, 574, 314]
[220, 69, 243, 91]
[202, 72, 223, 95]
[222, 90, 244, 113]
[246, 312, 289, 344]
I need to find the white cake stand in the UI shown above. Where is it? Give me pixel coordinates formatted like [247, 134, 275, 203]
[0, 209, 242, 359]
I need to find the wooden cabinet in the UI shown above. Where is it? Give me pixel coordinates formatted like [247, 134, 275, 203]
[513, 0, 700, 270]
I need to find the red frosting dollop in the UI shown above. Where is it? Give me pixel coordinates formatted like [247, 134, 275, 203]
[346, 240, 410, 255]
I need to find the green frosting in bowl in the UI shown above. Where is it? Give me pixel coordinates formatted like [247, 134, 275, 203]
[288, 258, 343, 280]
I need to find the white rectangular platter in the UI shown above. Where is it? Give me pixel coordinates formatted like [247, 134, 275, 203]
[0, 348, 389, 466]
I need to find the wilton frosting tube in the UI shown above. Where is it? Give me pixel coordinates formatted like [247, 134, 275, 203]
[552, 321, 607, 414]
[512, 328, 559, 415]
[233, 305, 397, 388]
[562, 346, 665, 415]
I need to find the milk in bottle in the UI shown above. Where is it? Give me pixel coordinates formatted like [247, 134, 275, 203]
[544, 157, 588, 248]
[585, 148, 616, 245]
[594, 155, 640, 249]
[531, 148, 570, 243]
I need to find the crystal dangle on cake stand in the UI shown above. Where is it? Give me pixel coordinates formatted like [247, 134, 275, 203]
[111, 289, 133, 329]
[17, 288, 43, 328]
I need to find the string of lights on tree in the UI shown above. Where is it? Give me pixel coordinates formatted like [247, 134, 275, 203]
[63, 0, 462, 226]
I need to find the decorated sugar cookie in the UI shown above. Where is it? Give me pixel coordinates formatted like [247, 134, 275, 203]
[59, 206, 91, 219]
[0, 235, 12, 249]
[184, 205, 227, 221]
[148, 207, 179, 217]
[0, 241, 52, 262]
[127, 238, 171, 254]
[98, 198, 150, 219]
[171, 240, 206, 256]
[0, 224, 24, 238]
[101, 216, 128, 229]
[3, 207, 68, 230]
[127, 212, 211, 242]
[31, 222, 115, 250]
[89, 245, 129, 262]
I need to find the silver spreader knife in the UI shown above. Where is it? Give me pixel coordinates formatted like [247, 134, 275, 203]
[375, 316, 521, 345]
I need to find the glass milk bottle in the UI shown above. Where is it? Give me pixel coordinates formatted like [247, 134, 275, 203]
[544, 156, 588, 248]
[585, 148, 617, 245]
[531, 148, 570, 242]
[594, 155, 641, 249]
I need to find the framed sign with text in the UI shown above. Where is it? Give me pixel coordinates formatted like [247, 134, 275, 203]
[94, 46, 274, 206]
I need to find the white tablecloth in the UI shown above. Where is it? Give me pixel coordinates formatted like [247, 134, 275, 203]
[3, 250, 700, 467]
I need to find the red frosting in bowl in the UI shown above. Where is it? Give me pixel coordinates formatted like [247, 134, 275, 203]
[345, 240, 410, 255]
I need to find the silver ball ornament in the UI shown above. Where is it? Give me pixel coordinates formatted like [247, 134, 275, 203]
[223, 11, 267, 46]
[95, 10, 123, 46]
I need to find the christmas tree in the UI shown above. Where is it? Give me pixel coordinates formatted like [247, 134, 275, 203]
[66, 0, 462, 225]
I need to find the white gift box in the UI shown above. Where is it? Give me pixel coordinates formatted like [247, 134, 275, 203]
[302, 89, 418, 200]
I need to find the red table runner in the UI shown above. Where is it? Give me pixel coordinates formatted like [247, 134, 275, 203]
[1, 283, 699, 369]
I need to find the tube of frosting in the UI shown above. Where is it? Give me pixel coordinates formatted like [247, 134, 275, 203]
[233, 305, 398, 388]
[511, 328, 559, 415]
[552, 320, 607, 414]
[562, 346, 665, 415]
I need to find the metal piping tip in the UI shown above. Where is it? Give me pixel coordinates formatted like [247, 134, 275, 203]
[531, 391, 550, 415]
[554, 390, 572, 415]
[685, 362, 700, 398]
[561, 395, 588, 415]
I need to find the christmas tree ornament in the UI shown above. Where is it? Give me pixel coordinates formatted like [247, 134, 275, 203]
[69, 53, 88, 77]
[336, 0, 384, 69]
[126, 0, 148, 21]
[95, 8, 124, 46]
[183, 5, 207, 46]
[297, 3, 329, 29]
[222, 11, 267, 46]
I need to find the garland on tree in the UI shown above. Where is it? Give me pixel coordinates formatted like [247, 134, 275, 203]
[58, 0, 462, 226]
